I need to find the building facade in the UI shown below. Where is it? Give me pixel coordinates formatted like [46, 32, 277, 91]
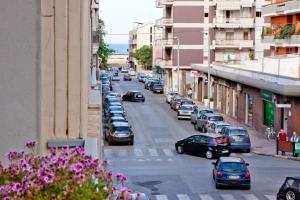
[0, 0, 101, 162]
[191, 0, 300, 135]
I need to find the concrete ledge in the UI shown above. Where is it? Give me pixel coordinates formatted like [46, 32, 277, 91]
[47, 139, 85, 148]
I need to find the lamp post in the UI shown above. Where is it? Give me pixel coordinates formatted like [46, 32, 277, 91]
[206, 31, 211, 109]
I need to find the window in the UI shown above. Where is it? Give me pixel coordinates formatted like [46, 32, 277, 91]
[199, 136, 209, 144]
[205, 13, 208, 17]
[256, 12, 261, 17]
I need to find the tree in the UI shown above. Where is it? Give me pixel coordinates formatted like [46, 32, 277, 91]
[97, 24, 115, 69]
[133, 45, 153, 70]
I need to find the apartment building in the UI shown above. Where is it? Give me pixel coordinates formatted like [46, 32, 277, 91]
[128, 22, 162, 72]
[0, 0, 101, 163]
[91, 0, 100, 71]
[191, 0, 300, 136]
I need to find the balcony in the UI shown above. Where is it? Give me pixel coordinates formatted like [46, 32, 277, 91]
[156, 0, 174, 8]
[262, 24, 300, 46]
[213, 39, 254, 49]
[162, 18, 173, 26]
[162, 38, 174, 46]
[214, 0, 254, 9]
[213, 17, 254, 28]
[262, 0, 300, 16]
[160, 59, 173, 66]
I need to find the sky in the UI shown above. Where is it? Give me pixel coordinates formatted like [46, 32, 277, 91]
[100, 0, 162, 44]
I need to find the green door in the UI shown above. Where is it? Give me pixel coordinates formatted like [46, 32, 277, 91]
[264, 101, 274, 127]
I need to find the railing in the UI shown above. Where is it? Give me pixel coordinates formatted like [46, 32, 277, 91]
[156, 0, 174, 7]
[162, 18, 173, 25]
[213, 17, 254, 27]
[161, 60, 173, 66]
[162, 38, 173, 45]
[262, 23, 300, 39]
[214, 39, 254, 47]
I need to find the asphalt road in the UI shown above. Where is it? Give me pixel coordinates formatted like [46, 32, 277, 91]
[103, 77, 300, 200]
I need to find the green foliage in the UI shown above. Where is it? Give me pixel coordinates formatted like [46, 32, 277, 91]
[97, 24, 115, 69]
[279, 25, 295, 39]
[204, 96, 208, 99]
[133, 45, 153, 70]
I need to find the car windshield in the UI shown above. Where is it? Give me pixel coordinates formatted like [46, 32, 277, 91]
[180, 106, 193, 111]
[229, 129, 248, 136]
[154, 84, 162, 88]
[112, 119, 126, 123]
[113, 126, 130, 132]
[221, 162, 246, 172]
[110, 107, 123, 111]
[209, 116, 224, 121]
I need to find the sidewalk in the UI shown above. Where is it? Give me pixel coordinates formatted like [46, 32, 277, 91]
[193, 101, 277, 156]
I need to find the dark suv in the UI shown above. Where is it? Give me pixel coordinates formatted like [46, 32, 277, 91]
[175, 133, 231, 159]
[152, 84, 164, 93]
[220, 127, 251, 153]
[122, 91, 145, 102]
[277, 177, 300, 200]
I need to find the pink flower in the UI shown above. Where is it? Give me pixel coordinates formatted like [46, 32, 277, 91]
[43, 173, 54, 184]
[25, 140, 37, 149]
[70, 162, 84, 173]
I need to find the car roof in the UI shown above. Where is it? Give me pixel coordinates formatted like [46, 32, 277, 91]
[180, 104, 194, 108]
[213, 121, 231, 126]
[112, 122, 130, 127]
[219, 157, 245, 163]
[227, 127, 247, 130]
[204, 113, 223, 117]
[111, 116, 126, 120]
[109, 105, 122, 108]
[128, 90, 142, 93]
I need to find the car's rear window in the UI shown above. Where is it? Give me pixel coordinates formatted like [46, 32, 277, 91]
[221, 162, 246, 172]
[209, 116, 224, 121]
[229, 129, 248, 136]
[180, 106, 193, 111]
[135, 93, 143, 97]
[110, 107, 122, 111]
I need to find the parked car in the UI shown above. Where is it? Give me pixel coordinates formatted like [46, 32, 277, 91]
[207, 121, 231, 134]
[219, 127, 251, 153]
[212, 157, 251, 189]
[175, 134, 231, 159]
[123, 74, 132, 81]
[145, 80, 159, 90]
[106, 92, 122, 99]
[105, 106, 124, 117]
[166, 91, 178, 104]
[107, 101, 122, 107]
[191, 107, 213, 124]
[104, 116, 127, 138]
[137, 73, 145, 82]
[105, 122, 134, 145]
[195, 113, 224, 132]
[106, 111, 125, 120]
[112, 74, 120, 81]
[149, 81, 161, 91]
[180, 99, 194, 107]
[129, 70, 136, 76]
[277, 177, 300, 200]
[170, 95, 184, 110]
[152, 84, 164, 94]
[103, 96, 122, 108]
[122, 91, 145, 102]
[177, 104, 194, 120]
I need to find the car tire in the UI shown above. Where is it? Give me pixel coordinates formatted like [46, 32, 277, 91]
[285, 189, 297, 200]
[142, 99, 145, 102]
[215, 182, 222, 189]
[177, 146, 184, 154]
[205, 151, 213, 159]
[245, 185, 251, 190]
[129, 140, 134, 146]
[245, 149, 251, 153]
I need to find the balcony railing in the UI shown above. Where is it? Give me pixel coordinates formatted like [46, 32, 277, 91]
[214, 0, 254, 9]
[156, 0, 174, 7]
[213, 17, 254, 28]
[161, 60, 173, 66]
[213, 39, 254, 48]
[262, 0, 300, 16]
[162, 38, 174, 46]
[162, 18, 173, 25]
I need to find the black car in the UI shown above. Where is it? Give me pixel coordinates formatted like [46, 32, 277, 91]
[220, 127, 251, 153]
[122, 91, 145, 102]
[212, 157, 251, 189]
[152, 84, 164, 93]
[175, 134, 231, 159]
[105, 122, 134, 145]
[277, 177, 300, 200]
[123, 74, 132, 81]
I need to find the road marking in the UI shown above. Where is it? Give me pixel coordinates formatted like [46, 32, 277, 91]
[134, 149, 143, 157]
[155, 195, 168, 200]
[104, 149, 112, 158]
[149, 148, 159, 156]
[242, 194, 259, 200]
[221, 194, 236, 200]
[264, 195, 276, 200]
[199, 194, 214, 200]
[177, 194, 191, 200]
[163, 149, 175, 157]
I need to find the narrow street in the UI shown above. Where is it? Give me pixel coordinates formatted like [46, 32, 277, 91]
[103, 78, 300, 200]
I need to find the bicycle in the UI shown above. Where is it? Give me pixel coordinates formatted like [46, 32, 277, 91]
[265, 127, 277, 140]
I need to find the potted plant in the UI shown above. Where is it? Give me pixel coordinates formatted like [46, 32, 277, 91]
[204, 95, 209, 106]
[209, 97, 214, 109]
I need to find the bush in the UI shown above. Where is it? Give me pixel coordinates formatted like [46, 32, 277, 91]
[204, 96, 208, 99]
[0, 141, 135, 200]
[279, 25, 295, 39]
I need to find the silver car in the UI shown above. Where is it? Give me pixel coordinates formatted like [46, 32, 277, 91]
[195, 113, 224, 132]
[177, 104, 194, 119]
[191, 107, 213, 124]
[166, 91, 178, 103]
[207, 121, 231, 134]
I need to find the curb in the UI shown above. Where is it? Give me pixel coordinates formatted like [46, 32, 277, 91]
[252, 151, 300, 161]
[252, 151, 273, 157]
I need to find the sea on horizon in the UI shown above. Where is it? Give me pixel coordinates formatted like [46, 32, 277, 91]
[108, 44, 128, 55]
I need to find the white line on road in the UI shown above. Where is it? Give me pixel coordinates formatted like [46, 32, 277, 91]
[221, 194, 236, 200]
[264, 195, 276, 200]
[177, 194, 191, 200]
[155, 195, 168, 200]
[242, 194, 259, 200]
[104, 149, 112, 158]
[134, 149, 143, 157]
[149, 148, 159, 156]
[199, 194, 214, 200]
[163, 149, 175, 157]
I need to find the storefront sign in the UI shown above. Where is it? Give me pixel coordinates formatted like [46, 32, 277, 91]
[261, 90, 273, 102]
[276, 104, 291, 108]
[295, 143, 300, 154]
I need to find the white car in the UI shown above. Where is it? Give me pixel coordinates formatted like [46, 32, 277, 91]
[129, 70, 136, 76]
[177, 104, 194, 119]
[112, 75, 121, 81]
[166, 91, 178, 104]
